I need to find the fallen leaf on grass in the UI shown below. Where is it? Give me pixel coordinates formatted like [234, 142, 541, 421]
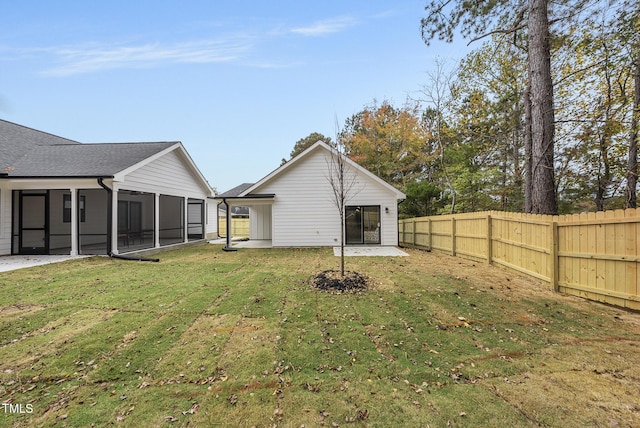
[357, 409, 369, 420]
[182, 403, 199, 415]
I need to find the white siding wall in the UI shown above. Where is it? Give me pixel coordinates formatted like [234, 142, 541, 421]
[121, 150, 209, 199]
[249, 205, 272, 240]
[205, 199, 218, 239]
[253, 148, 400, 247]
[0, 185, 9, 255]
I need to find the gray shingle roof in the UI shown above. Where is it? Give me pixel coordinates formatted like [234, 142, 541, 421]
[9, 142, 177, 177]
[1, 119, 80, 172]
[217, 183, 255, 198]
[1, 119, 176, 177]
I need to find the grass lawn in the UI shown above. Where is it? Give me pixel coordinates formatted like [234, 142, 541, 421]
[1, 244, 639, 427]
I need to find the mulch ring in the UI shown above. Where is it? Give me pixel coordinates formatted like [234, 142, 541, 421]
[311, 270, 369, 293]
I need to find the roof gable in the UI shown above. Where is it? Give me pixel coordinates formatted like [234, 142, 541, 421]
[113, 142, 215, 197]
[240, 141, 406, 199]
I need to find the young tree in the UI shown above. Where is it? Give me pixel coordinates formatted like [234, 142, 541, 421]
[326, 129, 359, 277]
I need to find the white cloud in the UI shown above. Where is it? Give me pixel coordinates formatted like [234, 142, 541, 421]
[41, 39, 252, 76]
[290, 16, 357, 36]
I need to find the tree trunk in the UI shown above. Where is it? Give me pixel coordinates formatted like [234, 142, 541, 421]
[528, 0, 557, 214]
[524, 81, 533, 213]
[627, 47, 640, 208]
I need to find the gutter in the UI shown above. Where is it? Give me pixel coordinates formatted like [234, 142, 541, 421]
[4, 175, 114, 179]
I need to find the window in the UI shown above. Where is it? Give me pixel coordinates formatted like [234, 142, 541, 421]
[63, 194, 85, 223]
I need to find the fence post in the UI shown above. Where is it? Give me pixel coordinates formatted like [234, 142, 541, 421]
[427, 218, 432, 251]
[412, 218, 417, 246]
[451, 217, 456, 256]
[486, 214, 492, 264]
[550, 221, 559, 292]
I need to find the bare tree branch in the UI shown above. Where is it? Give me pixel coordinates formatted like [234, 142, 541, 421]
[325, 117, 360, 277]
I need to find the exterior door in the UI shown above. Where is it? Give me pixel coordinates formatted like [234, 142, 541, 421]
[362, 206, 381, 244]
[187, 201, 204, 239]
[20, 193, 49, 254]
[345, 206, 380, 245]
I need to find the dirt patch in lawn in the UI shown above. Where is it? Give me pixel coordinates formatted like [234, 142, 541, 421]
[0, 304, 46, 323]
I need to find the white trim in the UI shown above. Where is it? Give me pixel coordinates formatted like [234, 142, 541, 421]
[70, 188, 78, 256]
[155, 193, 161, 248]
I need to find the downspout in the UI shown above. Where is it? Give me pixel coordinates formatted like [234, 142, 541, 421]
[97, 178, 113, 255]
[222, 198, 237, 252]
[397, 199, 406, 248]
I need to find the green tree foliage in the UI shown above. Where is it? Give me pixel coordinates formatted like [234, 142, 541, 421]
[553, 6, 637, 211]
[282, 132, 332, 165]
[420, 0, 613, 214]
[340, 99, 434, 189]
[450, 40, 528, 211]
[403, 181, 443, 217]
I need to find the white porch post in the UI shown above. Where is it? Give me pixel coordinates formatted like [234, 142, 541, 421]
[111, 185, 119, 254]
[70, 188, 78, 256]
[183, 197, 188, 243]
[155, 193, 160, 248]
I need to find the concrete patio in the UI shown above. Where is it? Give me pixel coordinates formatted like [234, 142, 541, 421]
[0, 255, 89, 273]
[210, 238, 408, 256]
[333, 246, 409, 257]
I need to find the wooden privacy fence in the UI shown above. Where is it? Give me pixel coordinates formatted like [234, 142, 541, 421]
[218, 218, 250, 238]
[399, 210, 640, 311]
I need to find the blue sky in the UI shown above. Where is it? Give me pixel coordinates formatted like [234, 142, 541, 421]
[1, 0, 471, 192]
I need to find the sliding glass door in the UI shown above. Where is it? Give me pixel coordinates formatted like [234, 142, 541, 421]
[345, 205, 380, 245]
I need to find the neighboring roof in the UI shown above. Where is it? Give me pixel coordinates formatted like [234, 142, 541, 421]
[218, 205, 250, 216]
[0, 119, 80, 172]
[215, 182, 274, 200]
[6, 141, 177, 177]
[239, 141, 406, 199]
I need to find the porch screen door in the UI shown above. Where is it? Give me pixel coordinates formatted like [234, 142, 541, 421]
[20, 193, 48, 254]
[187, 201, 204, 239]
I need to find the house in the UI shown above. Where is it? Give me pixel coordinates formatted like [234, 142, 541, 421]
[0, 119, 217, 256]
[216, 141, 406, 247]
